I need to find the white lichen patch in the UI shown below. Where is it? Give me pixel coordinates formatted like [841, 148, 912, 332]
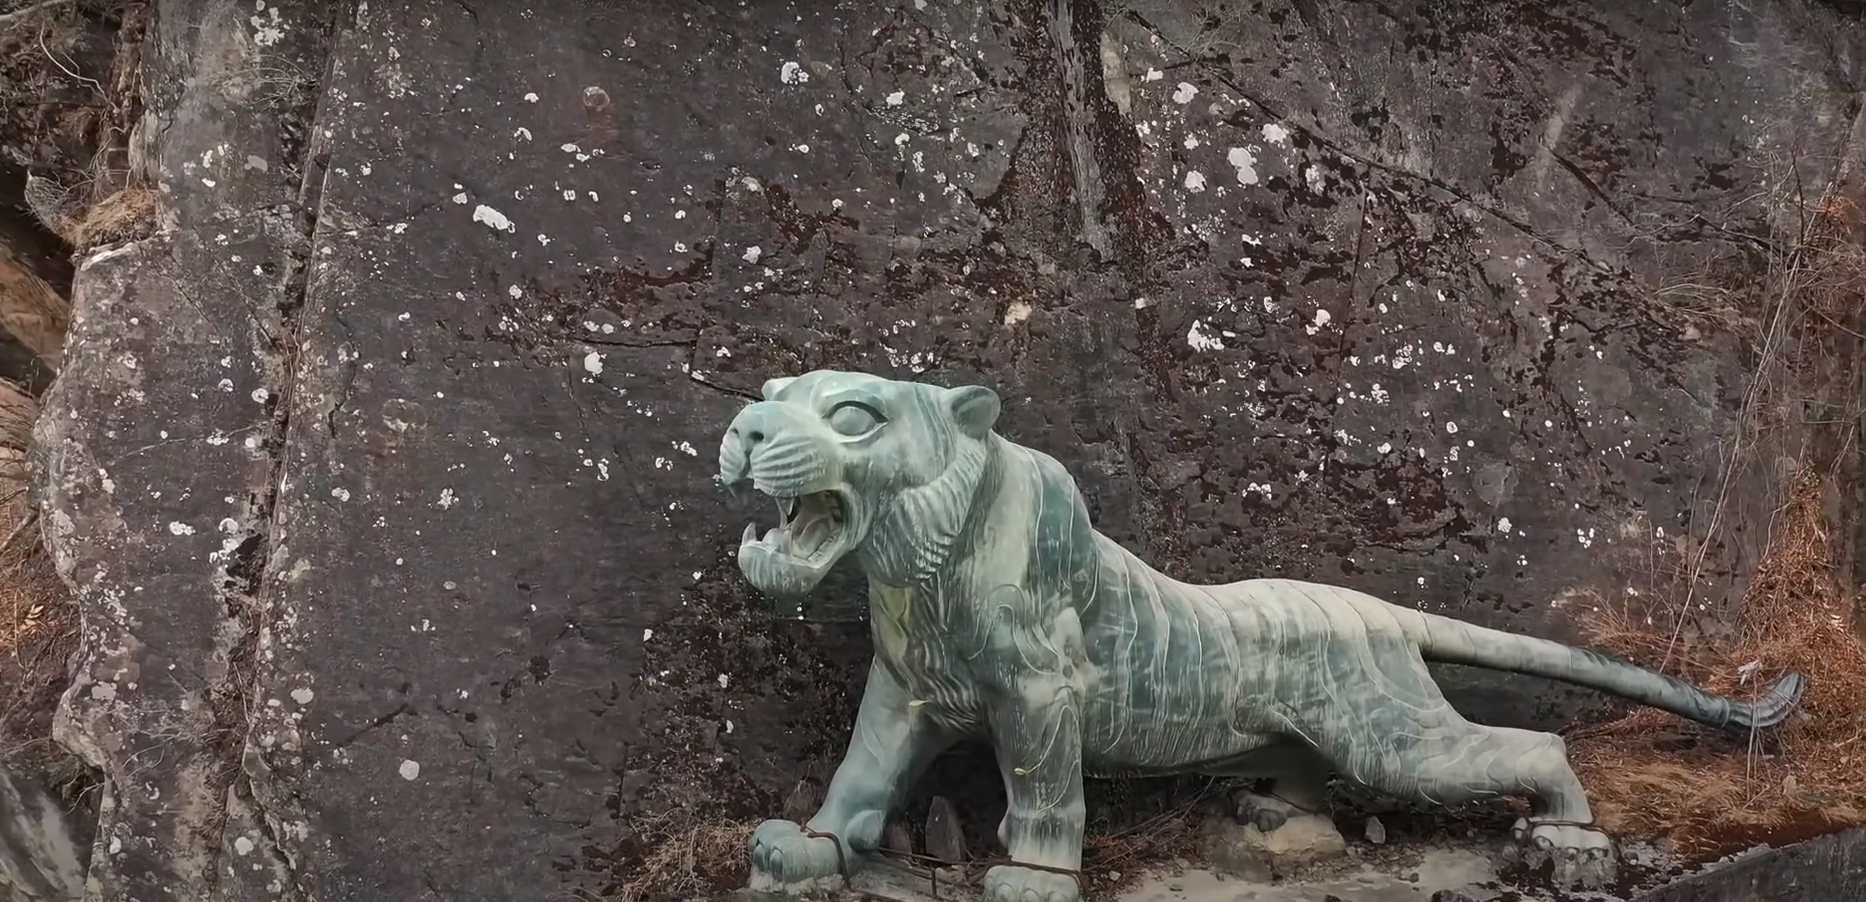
[471, 204, 515, 233]
[248, 2, 287, 45]
[1304, 164, 1328, 194]
[1305, 308, 1333, 335]
[1186, 320, 1224, 351]
[1226, 147, 1260, 186]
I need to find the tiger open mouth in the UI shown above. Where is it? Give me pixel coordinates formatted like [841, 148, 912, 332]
[739, 489, 849, 566]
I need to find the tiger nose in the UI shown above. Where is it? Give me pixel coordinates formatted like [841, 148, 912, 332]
[727, 401, 786, 447]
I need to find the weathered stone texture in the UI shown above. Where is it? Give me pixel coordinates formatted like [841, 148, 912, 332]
[1630, 826, 1866, 902]
[29, 0, 1866, 900]
[33, 1, 332, 900]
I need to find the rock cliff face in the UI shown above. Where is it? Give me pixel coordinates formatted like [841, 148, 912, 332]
[26, 0, 1866, 899]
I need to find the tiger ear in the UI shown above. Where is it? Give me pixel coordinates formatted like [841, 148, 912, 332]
[944, 384, 1000, 438]
[760, 376, 798, 400]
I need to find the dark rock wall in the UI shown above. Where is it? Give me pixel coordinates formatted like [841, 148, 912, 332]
[1630, 826, 1866, 902]
[29, 0, 1866, 900]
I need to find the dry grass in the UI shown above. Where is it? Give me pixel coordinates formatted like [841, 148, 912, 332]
[66, 184, 155, 248]
[0, 363, 68, 765]
[1081, 800, 1206, 895]
[608, 818, 757, 902]
[0, 475, 78, 768]
[1570, 473, 1866, 852]
[25, 172, 156, 254]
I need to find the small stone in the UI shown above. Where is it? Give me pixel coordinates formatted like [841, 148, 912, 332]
[1202, 811, 1347, 880]
[882, 822, 913, 856]
[1364, 815, 1387, 844]
[398, 759, 420, 781]
[925, 795, 965, 865]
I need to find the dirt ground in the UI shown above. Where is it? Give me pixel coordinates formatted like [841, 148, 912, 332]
[1116, 844, 1573, 902]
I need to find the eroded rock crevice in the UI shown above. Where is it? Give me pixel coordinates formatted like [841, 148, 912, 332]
[25, 1, 339, 900]
[0, 3, 159, 900]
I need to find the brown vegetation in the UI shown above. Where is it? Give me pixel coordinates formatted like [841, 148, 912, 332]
[1571, 473, 1866, 852]
[1570, 178, 1866, 855]
[1080, 794, 1208, 895]
[0, 469, 78, 769]
[0, 263, 66, 763]
[609, 817, 757, 902]
[65, 183, 154, 248]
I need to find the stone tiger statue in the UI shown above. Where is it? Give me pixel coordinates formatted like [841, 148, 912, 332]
[713, 369, 1806, 902]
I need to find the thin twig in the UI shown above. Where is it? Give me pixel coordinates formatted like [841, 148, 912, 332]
[0, 509, 38, 560]
[35, 8, 108, 99]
